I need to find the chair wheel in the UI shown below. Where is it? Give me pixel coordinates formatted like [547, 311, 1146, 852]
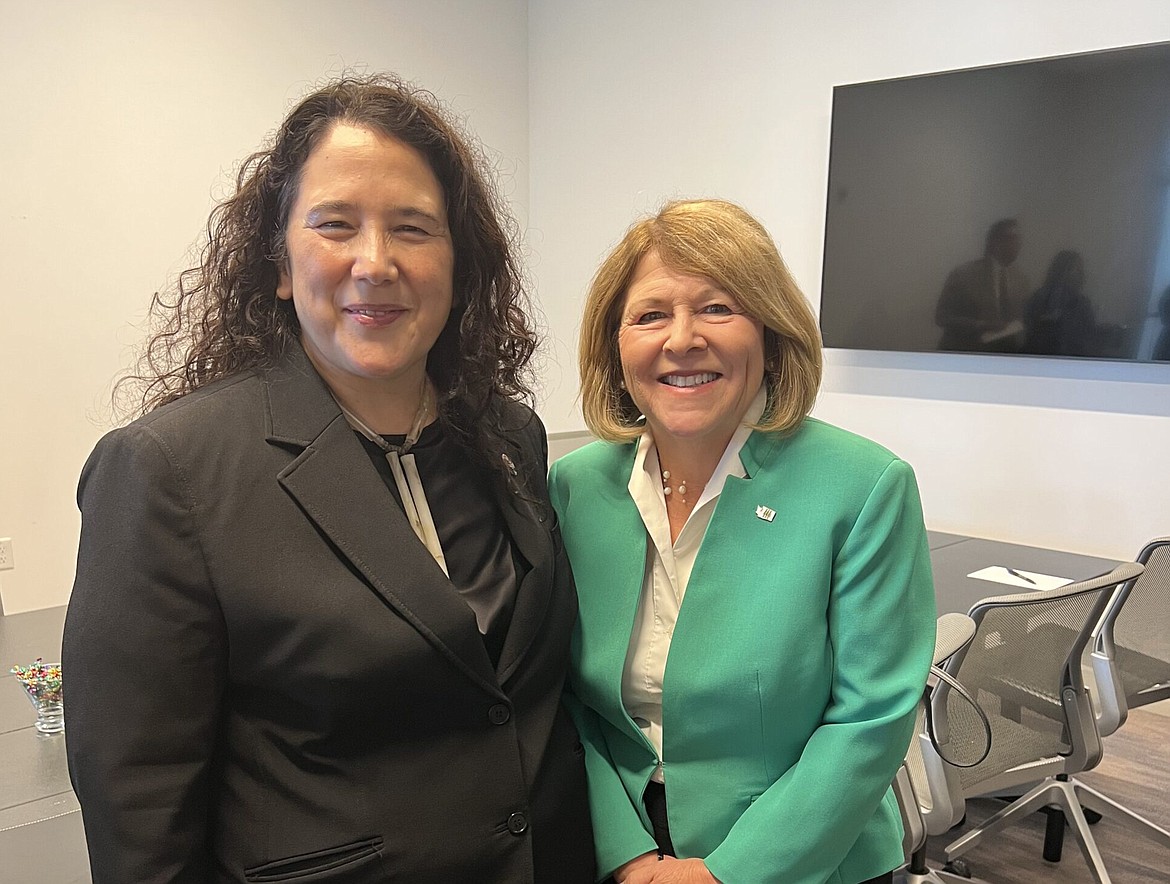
[943, 859, 972, 878]
[1084, 807, 1102, 825]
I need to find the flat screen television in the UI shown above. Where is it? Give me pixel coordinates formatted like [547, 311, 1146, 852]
[820, 41, 1170, 363]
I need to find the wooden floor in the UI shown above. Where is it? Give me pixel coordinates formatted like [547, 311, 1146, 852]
[922, 705, 1170, 883]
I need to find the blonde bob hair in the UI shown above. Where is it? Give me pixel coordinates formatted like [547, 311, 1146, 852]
[579, 199, 823, 443]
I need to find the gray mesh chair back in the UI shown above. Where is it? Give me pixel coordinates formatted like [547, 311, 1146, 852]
[1037, 537, 1170, 881]
[1095, 537, 1170, 728]
[896, 614, 992, 884]
[941, 563, 1146, 883]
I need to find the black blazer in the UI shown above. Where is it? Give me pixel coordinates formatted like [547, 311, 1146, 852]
[63, 344, 594, 884]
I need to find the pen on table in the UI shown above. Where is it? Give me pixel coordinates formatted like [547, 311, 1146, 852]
[1006, 568, 1037, 585]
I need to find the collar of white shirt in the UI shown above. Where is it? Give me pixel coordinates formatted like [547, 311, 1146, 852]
[627, 383, 767, 566]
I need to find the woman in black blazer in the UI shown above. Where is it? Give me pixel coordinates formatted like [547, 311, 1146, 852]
[63, 75, 594, 884]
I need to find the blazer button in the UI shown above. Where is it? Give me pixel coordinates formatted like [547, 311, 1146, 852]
[507, 811, 528, 835]
[488, 703, 511, 725]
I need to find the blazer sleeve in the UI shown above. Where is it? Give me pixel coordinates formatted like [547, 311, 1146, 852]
[705, 459, 936, 884]
[63, 424, 227, 884]
[549, 461, 658, 881]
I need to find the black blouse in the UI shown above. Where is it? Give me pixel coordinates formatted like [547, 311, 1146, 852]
[355, 422, 522, 666]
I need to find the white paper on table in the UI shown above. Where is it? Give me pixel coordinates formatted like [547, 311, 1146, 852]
[966, 566, 1073, 591]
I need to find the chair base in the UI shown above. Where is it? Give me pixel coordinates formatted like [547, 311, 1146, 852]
[896, 845, 990, 884]
[895, 866, 991, 884]
[945, 775, 1170, 884]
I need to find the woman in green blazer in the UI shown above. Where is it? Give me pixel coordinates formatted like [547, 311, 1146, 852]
[549, 200, 936, 884]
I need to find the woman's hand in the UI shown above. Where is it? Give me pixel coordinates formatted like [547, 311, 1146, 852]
[620, 856, 721, 884]
[613, 852, 662, 882]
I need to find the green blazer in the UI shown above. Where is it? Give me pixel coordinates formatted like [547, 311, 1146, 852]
[549, 418, 936, 884]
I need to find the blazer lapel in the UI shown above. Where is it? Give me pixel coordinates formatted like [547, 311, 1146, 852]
[263, 346, 501, 695]
[489, 450, 555, 684]
[567, 444, 650, 704]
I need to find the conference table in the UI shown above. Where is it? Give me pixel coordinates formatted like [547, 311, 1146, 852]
[926, 531, 1121, 615]
[0, 604, 88, 883]
[0, 534, 1123, 883]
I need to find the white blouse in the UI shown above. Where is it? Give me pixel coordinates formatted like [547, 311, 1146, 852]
[622, 386, 766, 782]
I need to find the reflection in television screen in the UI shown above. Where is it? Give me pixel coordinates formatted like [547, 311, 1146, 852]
[821, 41, 1170, 364]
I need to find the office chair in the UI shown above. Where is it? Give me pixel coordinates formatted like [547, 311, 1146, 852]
[896, 612, 992, 884]
[1029, 537, 1170, 868]
[1090, 537, 1170, 731]
[939, 562, 1145, 883]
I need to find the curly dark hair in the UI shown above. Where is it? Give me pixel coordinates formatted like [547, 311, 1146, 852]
[126, 73, 538, 469]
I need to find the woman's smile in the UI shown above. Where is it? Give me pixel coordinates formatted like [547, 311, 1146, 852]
[344, 303, 410, 327]
[659, 371, 721, 388]
[619, 249, 764, 448]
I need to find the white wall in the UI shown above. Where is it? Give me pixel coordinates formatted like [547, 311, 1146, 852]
[0, 0, 529, 613]
[528, 1, 1170, 560]
[6, 1, 1170, 614]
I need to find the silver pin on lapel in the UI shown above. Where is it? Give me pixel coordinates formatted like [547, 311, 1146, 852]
[755, 505, 776, 522]
[501, 453, 517, 476]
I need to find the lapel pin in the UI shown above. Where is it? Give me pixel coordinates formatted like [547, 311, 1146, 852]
[501, 453, 518, 476]
[755, 505, 776, 522]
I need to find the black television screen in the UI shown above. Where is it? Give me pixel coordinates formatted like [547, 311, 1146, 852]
[820, 42, 1170, 363]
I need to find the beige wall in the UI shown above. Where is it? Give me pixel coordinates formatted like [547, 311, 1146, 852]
[0, 0, 529, 613]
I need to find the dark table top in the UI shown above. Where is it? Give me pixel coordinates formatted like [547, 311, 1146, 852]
[926, 530, 970, 551]
[1, 605, 67, 737]
[0, 801, 90, 884]
[0, 605, 66, 668]
[928, 536, 1122, 616]
[0, 605, 88, 882]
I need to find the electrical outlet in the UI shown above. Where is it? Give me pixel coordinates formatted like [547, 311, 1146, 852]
[0, 538, 13, 571]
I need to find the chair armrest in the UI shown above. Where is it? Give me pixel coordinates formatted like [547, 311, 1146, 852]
[935, 612, 976, 665]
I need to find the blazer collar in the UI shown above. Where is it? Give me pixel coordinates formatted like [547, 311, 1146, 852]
[262, 342, 344, 446]
[739, 425, 785, 478]
[260, 343, 505, 695]
[483, 456, 556, 683]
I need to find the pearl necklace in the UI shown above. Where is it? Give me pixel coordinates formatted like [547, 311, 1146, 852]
[661, 468, 702, 506]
